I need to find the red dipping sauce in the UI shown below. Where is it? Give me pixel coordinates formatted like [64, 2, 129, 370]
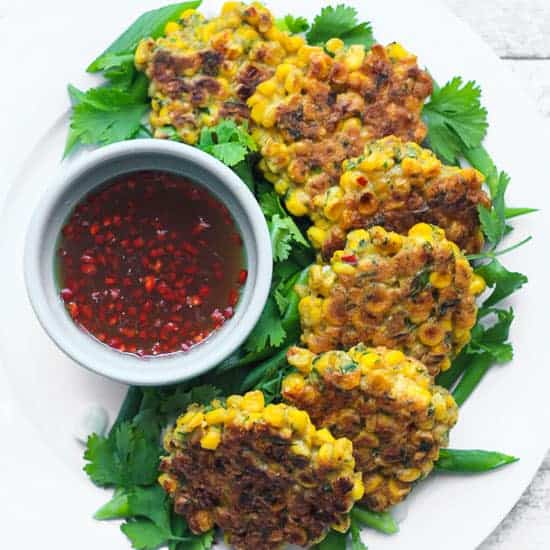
[57, 170, 246, 356]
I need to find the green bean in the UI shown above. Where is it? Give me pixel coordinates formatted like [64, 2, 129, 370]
[436, 449, 519, 473]
[351, 506, 399, 535]
[316, 530, 347, 550]
[281, 265, 311, 336]
[452, 352, 493, 406]
[435, 349, 470, 389]
[109, 386, 143, 435]
[241, 345, 292, 392]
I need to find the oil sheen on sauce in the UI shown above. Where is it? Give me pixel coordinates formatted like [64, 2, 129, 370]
[57, 170, 247, 357]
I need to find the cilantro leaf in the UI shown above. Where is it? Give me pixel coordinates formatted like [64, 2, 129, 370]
[475, 259, 528, 308]
[270, 214, 310, 262]
[339, 22, 375, 49]
[121, 519, 172, 550]
[423, 77, 488, 164]
[244, 296, 286, 352]
[308, 5, 368, 47]
[83, 422, 160, 488]
[276, 15, 310, 34]
[88, 1, 202, 72]
[198, 120, 257, 167]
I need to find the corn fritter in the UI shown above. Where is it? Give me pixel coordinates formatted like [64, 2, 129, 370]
[160, 390, 363, 550]
[249, 42, 433, 218]
[299, 223, 485, 376]
[307, 136, 491, 258]
[135, 2, 304, 143]
[282, 344, 459, 511]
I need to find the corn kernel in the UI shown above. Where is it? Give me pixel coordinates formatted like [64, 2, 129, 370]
[285, 190, 309, 216]
[226, 395, 243, 409]
[183, 411, 204, 432]
[363, 473, 383, 494]
[287, 347, 315, 374]
[313, 428, 335, 446]
[306, 226, 326, 249]
[386, 42, 411, 61]
[164, 21, 181, 35]
[429, 271, 452, 289]
[408, 223, 434, 242]
[470, 274, 486, 295]
[180, 8, 197, 18]
[318, 443, 334, 466]
[241, 390, 265, 412]
[439, 357, 452, 372]
[351, 475, 365, 500]
[397, 468, 421, 483]
[221, 2, 240, 15]
[158, 473, 178, 494]
[256, 78, 277, 96]
[205, 408, 227, 425]
[385, 350, 405, 366]
[291, 440, 311, 457]
[326, 38, 345, 54]
[275, 63, 293, 81]
[263, 404, 285, 428]
[282, 372, 306, 396]
[332, 262, 356, 276]
[250, 99, 268, 123]
[333, 438, 353, 462]
[288, 408, 310, 434]
[417, 321, 445, 346]
[200, 427, 222, 450]
[344, 45, 366, 71]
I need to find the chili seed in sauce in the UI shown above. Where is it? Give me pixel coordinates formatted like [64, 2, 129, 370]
[57, 170, 246, 357]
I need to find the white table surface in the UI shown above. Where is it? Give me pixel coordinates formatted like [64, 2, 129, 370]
[0, 1, 548, 548]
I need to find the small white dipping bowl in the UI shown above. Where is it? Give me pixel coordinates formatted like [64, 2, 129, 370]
[24, 140, 272, 386]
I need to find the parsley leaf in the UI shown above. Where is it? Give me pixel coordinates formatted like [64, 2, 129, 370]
[121, 519, 171, 550]
[468, 308, 514, 362]
[198, 120, 257, 167]
[276, 15, 310, 34]
[244, 296, 286, 352]
[477, 172, 509, 247]
[87, 1, 202, 72]
[64, 76, 149, 157]
[475, 258, 528, 309]
[423, 77, 488, 164]
[306, 5, 374, 49]
[83, 422, 160, 488]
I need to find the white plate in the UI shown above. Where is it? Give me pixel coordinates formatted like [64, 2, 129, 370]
[1, 1, 549, 549]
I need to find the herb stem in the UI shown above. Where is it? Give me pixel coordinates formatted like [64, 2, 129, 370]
[110, 386, 143, 435]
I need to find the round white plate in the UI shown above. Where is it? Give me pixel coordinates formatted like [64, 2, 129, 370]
[1, 1, 549, 549]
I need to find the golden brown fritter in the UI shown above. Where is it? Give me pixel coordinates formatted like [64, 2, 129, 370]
[249, 42, 433, 217]
[135, 2, 304, 143]
[306, 136, 491, 258]
[282, 345, 458, 511]
[160, 391, 364, 550]
[299, 224, 486, 376]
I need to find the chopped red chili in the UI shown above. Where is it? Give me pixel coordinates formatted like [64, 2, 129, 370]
[57, 170, 246, 357]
